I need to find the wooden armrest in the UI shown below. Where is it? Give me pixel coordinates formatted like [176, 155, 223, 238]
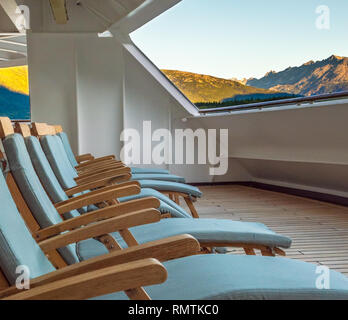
[90, 180, 140, 190]
[55, 185, 141, 214]
[38, 209, 161, 252]
[75, 156, 117, 169]
[75, 153, 94, 163]
[77, 159, 122, 173]
[65, 174, 132, 196]
[4, 259, 166, 300]
[0, 235, 198, 299]
[77, 163, 125, 178]
[36, 197, 160, 241]
[75, 167, 131, 185]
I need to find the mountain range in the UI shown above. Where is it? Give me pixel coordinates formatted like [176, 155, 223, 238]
[0, 66, 30, 120]
[0, 66, 29, 95]
[0, 55, 346, 119]
[0, 85, 30, 120]
[162, 55, 348, 104]
[246, 55, 348, 96]
[162, 69, 273, 103]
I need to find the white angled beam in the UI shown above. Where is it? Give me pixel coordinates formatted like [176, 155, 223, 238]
[0, 0, 24, 32]
[110, 0, 182, 34]
[119, 36, 199, 116]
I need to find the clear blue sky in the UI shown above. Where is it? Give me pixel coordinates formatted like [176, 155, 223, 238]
[131, 0, 348, 79]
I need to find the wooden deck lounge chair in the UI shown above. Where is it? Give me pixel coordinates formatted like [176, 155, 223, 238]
[0, 166, 347, 300]
[41, 123, 185, 183]
[0, 167, 200, 299]
[53, 124, 173, 176]
[31, 122, 202, 218]
[2, 117, 291, 256]
[15, 122, 195, 220]
[49, 123, 201, 214]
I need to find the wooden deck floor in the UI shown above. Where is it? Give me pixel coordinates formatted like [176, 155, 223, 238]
[184, 185, 348, 276]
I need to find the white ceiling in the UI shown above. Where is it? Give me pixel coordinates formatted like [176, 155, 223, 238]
[0, 0, 181, 67]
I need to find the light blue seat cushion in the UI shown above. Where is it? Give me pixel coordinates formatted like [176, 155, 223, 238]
[29, 134, 194, 219]
[27, 137, 188, 219]
[94, 254, 348, 300]
[42, 135, 192, 215]
[58, 131, 172, 177]
[25, 136, 80, 220]
[0, 170, 55, 284]
[138, 180, 202, 198]
[131, 167, 170, 175]
[77, 218, 292, 261]
[3, 134, 79, 265]
[33, 134, 195, 218]
[132, 174, 185, 183]
[26, 136, 89, 212]
[57, 132, 79, 167]
[40, 135, 91, 213]
[119, 188, 192, 218]
[40, 135, 78, 190]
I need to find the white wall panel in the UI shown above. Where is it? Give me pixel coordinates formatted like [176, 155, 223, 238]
[75, 36, 124, 158]
[27, 32, 79, 152]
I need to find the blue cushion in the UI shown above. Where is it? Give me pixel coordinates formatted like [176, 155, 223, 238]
[40, 135, 78, 190]
[25, 136, 80, 220]
[94, 254, 348, 300]
[131, 167, 170, 175]
[29, 135, 195, 218]
[77, 218, 292, 261]
[0, 170, 55, 284]
[119, 188, 192, 218]
[57, 132, 79, 167]
[58, 132, 172, 177]
[132, 173, 185, 183]
[38, 135, 92, 212]
[3, 134, 79, 265]
[138, 180, 202, 198]
[42, 136, 204, 203]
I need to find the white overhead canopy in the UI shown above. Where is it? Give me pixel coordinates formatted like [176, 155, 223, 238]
[0, 0, 181, 67]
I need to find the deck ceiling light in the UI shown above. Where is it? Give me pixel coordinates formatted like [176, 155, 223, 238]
[49, 0, 69, 24]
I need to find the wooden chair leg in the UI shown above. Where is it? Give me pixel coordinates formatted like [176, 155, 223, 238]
[184, 197, 200, 218]
[274, 247, 286, 256]
[125, 288, 151, 300]
[261, 247, 275, 257]
[95, 232, 150, 300]
[119, 229, 139, 247]
[244, 248, 256, 255]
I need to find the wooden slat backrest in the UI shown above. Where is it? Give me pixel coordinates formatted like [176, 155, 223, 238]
[14, 123, 31, 137]
[54, 125, 63, 134]
[0, 117, 14, 138]
[31, 122, 49, 137]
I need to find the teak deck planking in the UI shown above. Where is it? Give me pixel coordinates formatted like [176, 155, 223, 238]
[182, 185, 348, 276]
